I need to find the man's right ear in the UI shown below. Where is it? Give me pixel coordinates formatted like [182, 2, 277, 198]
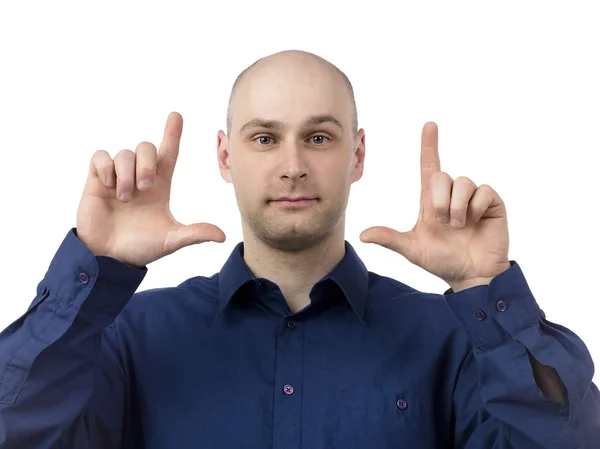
[217, 130, 232, 183]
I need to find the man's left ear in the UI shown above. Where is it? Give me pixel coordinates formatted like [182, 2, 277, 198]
[352, 129, 366, 182]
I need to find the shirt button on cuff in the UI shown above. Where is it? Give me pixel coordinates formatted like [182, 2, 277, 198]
[474, 309, 486, 321]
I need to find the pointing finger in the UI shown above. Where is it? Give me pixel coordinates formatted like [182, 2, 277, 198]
[420, 122, 441, 197]
[157, 111, 183, 184]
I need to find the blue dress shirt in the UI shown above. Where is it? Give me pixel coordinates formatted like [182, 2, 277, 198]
[0, 228, 598, 448]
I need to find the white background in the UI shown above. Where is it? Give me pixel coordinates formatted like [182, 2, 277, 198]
[0, 0, 598, 385]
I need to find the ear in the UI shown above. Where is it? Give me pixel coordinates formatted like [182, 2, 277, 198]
[351, 128, 366, 183]
[217, 130, 233, 183]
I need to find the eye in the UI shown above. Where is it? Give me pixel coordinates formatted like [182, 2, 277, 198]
[309, 135, 329, 145]
[254, 136, 275, 145]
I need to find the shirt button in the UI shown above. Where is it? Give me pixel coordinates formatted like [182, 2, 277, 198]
[496, 300, 507, 312]
[396, 398, 408, 410]
[286, 320, 297, 330]
[79, 273, 89, 284]
[283, 384, 295, 395]
[475, 309, 486, 320]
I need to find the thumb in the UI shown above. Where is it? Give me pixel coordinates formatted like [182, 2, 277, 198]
[166, 222, 227, 252]
[359, 226, 417, 260]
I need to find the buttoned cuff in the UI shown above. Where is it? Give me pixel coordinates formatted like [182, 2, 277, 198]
[444, 261, 543, 347]
[42, 228, 147, 314]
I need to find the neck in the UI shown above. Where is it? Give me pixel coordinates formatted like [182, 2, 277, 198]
[242, 226, 346, 313]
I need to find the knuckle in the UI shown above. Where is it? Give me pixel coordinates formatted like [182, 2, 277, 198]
[137, 164, 154, 172]
[435, 203, 448, 214]
[433, 171, 450, 182]
[455, 176, 475, 187]
[115, 149, 135, 160]
[477, 184, 495, 198]
[91, 150, 110, 166]
[115, 169, 133, 184]
[432, 196, 447, 209]
[136, 141, 157, 151]
[137, 167, 155, 179]
[117, 179, 134, 193]
[92, 149, 109, 159]
[97, 159, 114, 171]
[450, 206, 465, 216]
[100, 165, 113, 178]
[135, 143, 158, 172]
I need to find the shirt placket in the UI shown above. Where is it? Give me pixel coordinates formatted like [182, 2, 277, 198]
[272, 316, 305, 449]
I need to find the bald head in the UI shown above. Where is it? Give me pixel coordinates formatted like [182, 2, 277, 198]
[226, 50, 358, 136]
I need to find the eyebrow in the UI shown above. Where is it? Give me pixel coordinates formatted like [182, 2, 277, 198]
[239, 114, 344, 134]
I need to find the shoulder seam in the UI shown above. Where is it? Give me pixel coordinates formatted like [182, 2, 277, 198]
[384, 275, 419, 295]
[178, 273, 218, 289]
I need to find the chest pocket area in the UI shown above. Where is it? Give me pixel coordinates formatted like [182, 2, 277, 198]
[333, 389, 434, 449]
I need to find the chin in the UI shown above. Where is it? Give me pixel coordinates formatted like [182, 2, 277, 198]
[261, 233, 326, 252]
[244, 201, 345, 251]
[253, 221, 332, 252]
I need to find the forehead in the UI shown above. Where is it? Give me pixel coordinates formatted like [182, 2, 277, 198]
[231, 60, 353, 130]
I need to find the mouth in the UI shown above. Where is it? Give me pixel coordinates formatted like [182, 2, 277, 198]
[268, 197, 319, 208]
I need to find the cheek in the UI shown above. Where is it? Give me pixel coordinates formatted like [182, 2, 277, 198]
[325, 154, 355, 179]
[231, 156, 258, 185]
[232, 169, 266, 206]
[314, 166, 353, 195]
[232, 153, 273, 179]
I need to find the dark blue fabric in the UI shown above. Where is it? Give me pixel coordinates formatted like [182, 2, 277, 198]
[0, 228, 598, 448]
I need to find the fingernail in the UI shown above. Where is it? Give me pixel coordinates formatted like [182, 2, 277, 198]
[437, 215, 450, 223]
[451, 219, 462, 228]
[120, 192, 132, 201]
[138, 180, 153, 190]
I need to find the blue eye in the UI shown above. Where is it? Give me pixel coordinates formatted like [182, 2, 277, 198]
[253, 135, 329, 145]
[310, 135, 329, 145]
[255, 136, 274, 145]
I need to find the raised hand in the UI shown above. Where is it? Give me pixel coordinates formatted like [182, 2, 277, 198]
[359, 122, 511, 291]
[76, 112, 226, 268]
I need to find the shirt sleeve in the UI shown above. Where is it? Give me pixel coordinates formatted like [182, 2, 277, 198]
[0, 228, 147, 449]
[444, 260, 600, 448]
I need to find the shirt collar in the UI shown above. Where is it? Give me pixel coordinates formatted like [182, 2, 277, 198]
[215, 240, 370, 323]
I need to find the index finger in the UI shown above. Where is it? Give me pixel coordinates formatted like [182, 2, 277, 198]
[420, 121, 441, 195]
[157, 111, 183, 182]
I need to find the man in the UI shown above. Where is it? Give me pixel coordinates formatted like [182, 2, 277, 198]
[0, 50, 598, 448]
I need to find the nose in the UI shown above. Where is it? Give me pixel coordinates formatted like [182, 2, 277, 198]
[279, 140, 308, 182]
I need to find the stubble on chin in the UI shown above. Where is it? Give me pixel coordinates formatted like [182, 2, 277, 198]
[246, 201, 344, 252]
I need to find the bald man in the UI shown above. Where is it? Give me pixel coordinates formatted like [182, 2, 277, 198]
[0, 50, 598, 448]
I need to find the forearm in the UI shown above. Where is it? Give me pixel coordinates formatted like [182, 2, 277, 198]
[446, 260, 599, 447]
[0, 229, 145, 449]
[449, 263, 568, 407]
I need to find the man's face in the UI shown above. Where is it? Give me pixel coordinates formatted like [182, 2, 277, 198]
[218, 54, 365, 251]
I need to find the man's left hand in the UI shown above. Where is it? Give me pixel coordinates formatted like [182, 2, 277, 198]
[360, 122, 511, 292]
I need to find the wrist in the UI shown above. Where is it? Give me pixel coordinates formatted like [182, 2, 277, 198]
[449, 261, 511, 293]
[450, 277, 494, 293]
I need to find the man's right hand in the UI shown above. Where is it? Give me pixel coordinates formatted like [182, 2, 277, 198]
[76, 111, 226, 268]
